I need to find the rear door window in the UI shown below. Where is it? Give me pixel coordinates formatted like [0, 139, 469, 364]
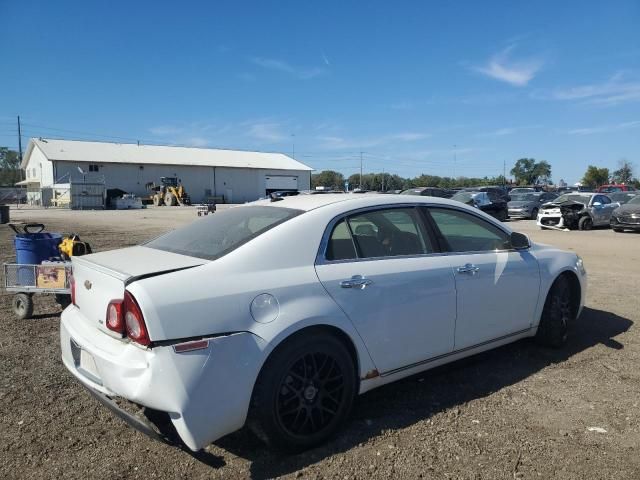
[325, 207, 434, 261]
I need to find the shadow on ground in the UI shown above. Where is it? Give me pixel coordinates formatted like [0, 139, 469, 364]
[192, 306, 633, 479]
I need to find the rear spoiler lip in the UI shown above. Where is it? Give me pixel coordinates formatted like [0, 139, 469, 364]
[71, 255, 202, 285]
[124, 265, 201, 286]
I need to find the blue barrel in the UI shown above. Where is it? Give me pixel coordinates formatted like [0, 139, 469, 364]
[14, 233, 63, 265]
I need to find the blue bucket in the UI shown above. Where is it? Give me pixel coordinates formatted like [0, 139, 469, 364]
[14, 233, 63, 265]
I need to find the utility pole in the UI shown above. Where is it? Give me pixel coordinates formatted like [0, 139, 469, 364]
[17, 115, 23, 162]
[359, 151, 364, 189]
[503, 159, 506, 187]
[453, 144, 457, 179]
[17, 115, 24, 182]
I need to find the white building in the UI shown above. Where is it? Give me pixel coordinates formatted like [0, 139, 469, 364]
[19, 138, 313, 204]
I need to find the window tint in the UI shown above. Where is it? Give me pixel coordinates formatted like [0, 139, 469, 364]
[326, 219, 357, 261]
[428, 208, 510, 252]
[347, 208, 432, 258]
[147, 206, 301, 260]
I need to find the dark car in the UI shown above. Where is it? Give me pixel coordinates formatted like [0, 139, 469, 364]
[610, 195, 640, 232]
[401, 187, 453, 198]
[508, 192, 558, 220]
[451, 191, 509, 221]
[463, 186, 511, 202]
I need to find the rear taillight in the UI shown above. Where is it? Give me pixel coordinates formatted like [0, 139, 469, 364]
[70, 274, 76, 306]
[105, 291, 151, 346]
[123, 291, 150, 346]
[106, 300, 124, 334]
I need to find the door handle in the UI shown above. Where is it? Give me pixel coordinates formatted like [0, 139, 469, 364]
[457, 263, 480, 275]
[340, 275, 373, 289]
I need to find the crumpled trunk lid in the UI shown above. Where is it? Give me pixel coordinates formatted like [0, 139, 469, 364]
[72, 246, 206, 336]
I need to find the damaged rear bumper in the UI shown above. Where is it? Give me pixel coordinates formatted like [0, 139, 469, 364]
[60, 306, 269, 451]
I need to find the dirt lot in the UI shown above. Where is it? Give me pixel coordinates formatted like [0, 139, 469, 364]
[1, 206, 639, 480]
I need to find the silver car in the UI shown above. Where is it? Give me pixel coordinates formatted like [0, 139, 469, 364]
[537, 193, 619, 230]
[508, 192, 558, 220]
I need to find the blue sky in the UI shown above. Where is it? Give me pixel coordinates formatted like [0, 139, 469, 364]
[1, 0, 639, 184]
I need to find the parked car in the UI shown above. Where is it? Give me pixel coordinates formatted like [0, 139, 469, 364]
[401, 187, 453, 198]
[452, 191, 508, 221]
[608, 192, 638, 205]
[509, 187, 536, 195]
[60, 194, 586, 452]
[463, 186, 511, 201]
[508, 192, 558, 220]
[596, 184, 637, 193]
[610, 195, 640, 232]
[537, 193, 618, 230]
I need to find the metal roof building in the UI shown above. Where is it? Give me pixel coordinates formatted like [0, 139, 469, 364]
[20, 138, 313, 204]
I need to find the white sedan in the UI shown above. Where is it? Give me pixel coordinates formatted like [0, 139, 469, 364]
[60, 194, 587, 452]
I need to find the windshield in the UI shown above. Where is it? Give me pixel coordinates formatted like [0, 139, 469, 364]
[451, 192, 474, 203]
[146, 206, 302, 260]
[401, 189, 424, 195]
[629, 196, 640, 205]
[510, 193, 539, 202]
[555, 194, 592, 204]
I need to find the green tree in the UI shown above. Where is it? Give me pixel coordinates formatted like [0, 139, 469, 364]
[0, 147, 22, 185]
[311, 170, 345, 190]
[510, 158, 552, 185]
[582, 165, 610, 188]
[611, 159, 634, 184]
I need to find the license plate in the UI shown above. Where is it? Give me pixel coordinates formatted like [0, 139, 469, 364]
[79, 349, 100, 381]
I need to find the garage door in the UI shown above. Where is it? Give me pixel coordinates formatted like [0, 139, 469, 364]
[265, 176, 298, 190]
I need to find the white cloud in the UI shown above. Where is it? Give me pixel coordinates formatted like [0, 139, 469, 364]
[476, 125, 541, 137]
[250, 57, 326, 79]
[390, 101, 415, 110]
[147, 122, 232, 147]
[566, 120, 640, 136]
[246, 122, 288, 142]
[550, 74, 640, 106]
[316, 132, 430, 150]
[472, 45, 543, 87]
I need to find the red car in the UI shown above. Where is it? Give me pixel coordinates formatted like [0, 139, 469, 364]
[596, 184, 637, 193]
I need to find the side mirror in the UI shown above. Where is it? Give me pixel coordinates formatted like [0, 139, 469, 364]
[510, 231, 530, 250]
[593, 201, 602, 207]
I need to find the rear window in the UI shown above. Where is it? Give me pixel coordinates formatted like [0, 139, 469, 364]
[146, 206, 302, 260]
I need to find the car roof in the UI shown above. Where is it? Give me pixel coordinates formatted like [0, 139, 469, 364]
[250, 193, 463, 212]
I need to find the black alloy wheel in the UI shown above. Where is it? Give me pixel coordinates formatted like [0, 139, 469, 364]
[536, 276, 573, 348]
[275, 352, 345, 437]
[249, 332, 356, 451]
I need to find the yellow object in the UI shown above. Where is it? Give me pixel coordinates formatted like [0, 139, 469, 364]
[59, 235, 92, 259]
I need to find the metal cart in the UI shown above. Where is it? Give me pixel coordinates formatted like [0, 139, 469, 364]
[3, 262, 72, 319]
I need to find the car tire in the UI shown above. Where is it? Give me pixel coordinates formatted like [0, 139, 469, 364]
[578, 216, 593, 231]
[152, 195, 162, 207]
[248, 331, 357, 452]
[13, 293, 34, 320]
[530, 208, 539, 220]
[535, 276, 573, 348]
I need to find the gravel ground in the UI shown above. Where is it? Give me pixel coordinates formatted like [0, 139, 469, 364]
[1, 206, 638, 480]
